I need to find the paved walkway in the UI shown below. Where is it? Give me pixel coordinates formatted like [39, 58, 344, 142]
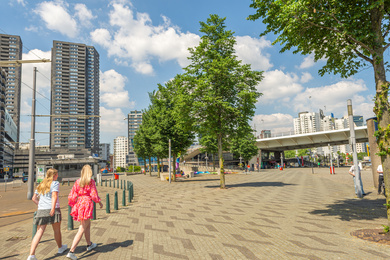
[1, 167, 390, 259]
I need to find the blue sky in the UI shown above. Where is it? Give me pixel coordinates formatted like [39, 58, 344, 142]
[1, 0, 377, 150]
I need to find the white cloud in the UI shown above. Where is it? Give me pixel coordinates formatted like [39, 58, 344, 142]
[253, 113, 294, 135]
[257, 70, 304, 104]
[101, 92, 135, 108]
[100, 107, 127, 134]
[74, 3, 95, 27]
[21, 49, 52, 100]
[90, 2, 200, 75]
[25, 25, 39, 32]
[292, 79, 369, 116]
[100, 69, 135, 108]
[34, 1, 78, 38]
[235, 36, 273, 71]
[100, 69, 127, 92]
[299, 54, 315, 69]
[300, 72, 313, 83]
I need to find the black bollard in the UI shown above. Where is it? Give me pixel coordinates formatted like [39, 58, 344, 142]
[68, 205, 73, 230]
[122, 189, 126, 206]
[92, 201, 96, 220]
[32, 211, 37, 239]
[114, 191, 118, 210]
[106, 193, 110, 213]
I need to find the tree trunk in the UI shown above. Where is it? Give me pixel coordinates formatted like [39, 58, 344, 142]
[143, 158, 147, 175]
[148, 156, 152, 176]
[218, 134, 225, 188]
[172, 154, 176, 182]
[370, 6, 390, 224]
[157, 156, 161, 178]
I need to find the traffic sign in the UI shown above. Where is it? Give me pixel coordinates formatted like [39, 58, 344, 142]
[4, 167, 9, 172]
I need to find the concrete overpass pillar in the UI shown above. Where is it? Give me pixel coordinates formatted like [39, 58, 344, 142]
[366, 117, 381, 188]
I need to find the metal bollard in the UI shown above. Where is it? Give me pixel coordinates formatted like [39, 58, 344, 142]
[120, 180, 123, 189]
[113, 179, 116, 188]
[117, 179, 119, 188]
[122, 189, 126, 206]
[101, 179, 102, 186]
[106, 193, 110, 213]
[105, 179, 107, 187]
[32, 211, 37, 239]
[68, 180, 70, 186]
[114, 191, 118, 210]
[92, 202, 96, 220]
[109, 179, 112, 187]
[128, 185, 131, 203]
[68, 205, 73, 230]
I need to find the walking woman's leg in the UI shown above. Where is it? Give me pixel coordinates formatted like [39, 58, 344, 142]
[70, 220, 88, 252]
[84, 219, 91, 245]
[52, 222, 62, 248]
[30, 225, 47, 255]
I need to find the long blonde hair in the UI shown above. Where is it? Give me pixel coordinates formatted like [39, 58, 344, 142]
[79, 164, 93, 188]
[36, 168, 58, 195]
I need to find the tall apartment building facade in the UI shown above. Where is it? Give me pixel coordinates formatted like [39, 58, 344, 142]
[114, 136, 128, 168]
[0, 70, 17, 172]
[50, 40, 100, 154]
[99, 143, 110, 161]
[293, 111, 321, 134]
[0, 34, 22, 146]
[126, 111, 142, 165]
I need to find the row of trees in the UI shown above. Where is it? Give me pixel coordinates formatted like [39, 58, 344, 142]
[134, 15, 262, 188]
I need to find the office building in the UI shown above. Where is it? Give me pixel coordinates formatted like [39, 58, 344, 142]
[114, 136, 128, 168]
[0, 34, 22, 146]
[126, 110, 142, 165]
[99, 143, 110, 161]
[50, 40, 100, 154]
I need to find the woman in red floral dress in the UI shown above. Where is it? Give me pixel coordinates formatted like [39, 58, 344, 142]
[67, 165, 103, 260]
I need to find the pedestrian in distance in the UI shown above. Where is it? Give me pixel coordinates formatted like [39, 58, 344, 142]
[27, 168, 67, 260]
[377, 164, 385, 195]
[348, 164, 366, 196]
[67, 164, 103, 260]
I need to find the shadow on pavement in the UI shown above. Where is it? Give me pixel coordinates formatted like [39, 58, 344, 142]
[204, 182, 295, 188]
[43, 240, 133, 260]
[310, 197, 387, 221]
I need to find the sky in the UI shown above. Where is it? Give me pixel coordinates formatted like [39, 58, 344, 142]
[0, 0, 379, 151]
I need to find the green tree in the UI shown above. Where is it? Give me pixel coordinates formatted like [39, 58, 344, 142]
[231, 126, 258, 169]
[248, 0, 390, 219]
[183, 15, 263, 188]
[155, 77, 195, 182]
[284, 150, 296, 159]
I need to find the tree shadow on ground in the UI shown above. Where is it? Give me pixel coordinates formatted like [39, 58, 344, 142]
[204, 182, 295, 188]
[309, 197, 387, 221]
[43, 240, 133, 260]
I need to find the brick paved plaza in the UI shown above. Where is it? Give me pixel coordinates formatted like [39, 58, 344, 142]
[1, 167, 390, 259]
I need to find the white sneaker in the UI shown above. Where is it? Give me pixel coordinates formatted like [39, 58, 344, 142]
[27, 256, 37, 260]
[86, 242, 97, 251]
[58, 244, 68, 254]
[66, 252, 77, 260]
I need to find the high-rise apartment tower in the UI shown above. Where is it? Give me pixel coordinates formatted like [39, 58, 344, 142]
[50, 40, 100, 154]
[126, 110, 142, 165]
[0, 34, 22, 146]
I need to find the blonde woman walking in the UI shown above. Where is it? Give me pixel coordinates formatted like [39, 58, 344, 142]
[27, 168, 67, 260]
[67, 164, 103, 260]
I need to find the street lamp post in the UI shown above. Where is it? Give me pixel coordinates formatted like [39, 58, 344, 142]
[27, 67, 37, 200]
[205, 152, 208, 171]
